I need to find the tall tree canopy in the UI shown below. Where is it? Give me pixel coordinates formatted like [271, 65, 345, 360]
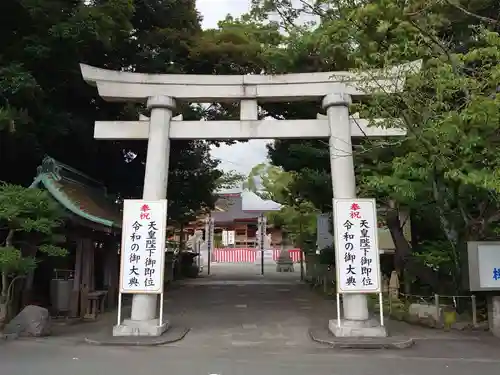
[250, 0, 500, 291]
[0, 0, 229, 222]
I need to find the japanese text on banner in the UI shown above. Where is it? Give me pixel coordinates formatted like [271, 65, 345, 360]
[120, 200, 167, 294]
[334, 199, 381, 293]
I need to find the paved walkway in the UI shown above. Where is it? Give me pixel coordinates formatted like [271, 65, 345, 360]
[40, 262, 499, 345]
[167, 264, 495, 346]
[2, 263, 500, 375]
[167, 263, 328, 350]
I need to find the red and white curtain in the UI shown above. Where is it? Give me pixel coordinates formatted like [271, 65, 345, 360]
[212, 248, 302, 263]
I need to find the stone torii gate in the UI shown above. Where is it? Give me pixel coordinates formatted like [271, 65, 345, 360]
[80, 61, 419, 337]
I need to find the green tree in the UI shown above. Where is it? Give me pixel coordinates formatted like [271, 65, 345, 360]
[167, 140, 222, 226]
[0, 0, 225, 225]
[215, 169, 246, 190]
[244, 163, 318, 249]
[255, 0, 500, 292]
[0, 0, 135, 186]
[190, 14, 283, 75]
[267, 201, 318, 251]
[244, 163, 294, 204]
[0, 184, 67, 322]
[357, 27, 500, 291]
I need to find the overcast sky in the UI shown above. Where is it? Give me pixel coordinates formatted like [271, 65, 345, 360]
[196, 0, 270, 176]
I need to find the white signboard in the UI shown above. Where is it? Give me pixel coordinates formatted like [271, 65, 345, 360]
[205, 217, 215, 251]
[227, 230, 235, 245]
[257, 215, 267, 251]
[119, 199, 167, 294]
[333, 198, 381, 294]
[222, 230, 228, 246]
[222, 230, 235, 246]
[478, 244, 500, 288]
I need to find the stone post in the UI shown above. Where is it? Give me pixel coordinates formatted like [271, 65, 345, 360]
[488, 296, 500, 338]
[323, 92, 385, 336]
[129, 95, 175, 325]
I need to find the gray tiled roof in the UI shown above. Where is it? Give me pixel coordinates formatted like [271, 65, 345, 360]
[211, 194, 259, 224]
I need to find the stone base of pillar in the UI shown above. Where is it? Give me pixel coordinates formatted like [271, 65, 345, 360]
[112, 318, 169, 337]
[328, 318, 387, 337]
[487, 296, 500, 338]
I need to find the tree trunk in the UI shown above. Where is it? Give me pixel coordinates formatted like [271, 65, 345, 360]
[1, 229, 15, 299]
[19, 243, 37, 308]
[386, 208, 441, 291]
[0, 229, 14, 327]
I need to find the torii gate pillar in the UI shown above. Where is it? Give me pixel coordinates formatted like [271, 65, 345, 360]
[114, 96, 175, 336]
[323, 93, 386, 336]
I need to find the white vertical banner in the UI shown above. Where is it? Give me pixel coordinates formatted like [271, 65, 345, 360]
[333, 198, 381, 294]
[221, 230, 235, 246]
[119, 199, 167, 294]
[227, 230, 235, 245]
[204, 217, 209, 250]
[257, 214, 267, 251]
[222, 230, 228, 246]
[206, 217, 215, 252]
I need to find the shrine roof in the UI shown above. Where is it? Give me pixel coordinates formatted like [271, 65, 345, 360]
[31, 156, 122, 231]
[211, 191, 281, 223]
[211, 194, 256, 223]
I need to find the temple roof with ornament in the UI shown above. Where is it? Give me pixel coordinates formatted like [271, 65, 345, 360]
[30, 156, 122, 232]
[211, 191, 281, 224]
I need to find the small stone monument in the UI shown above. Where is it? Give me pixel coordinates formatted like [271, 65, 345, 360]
[389, 270, 400, 300]
[276, 249, 294, 272]
[382, 273, 389, 293]
[186, 230, 203, 251]
[186, 230, 204, 271]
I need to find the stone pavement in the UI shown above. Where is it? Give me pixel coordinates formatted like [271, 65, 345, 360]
[2, 262, 500, 374]
[164, 263, 328, 350]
